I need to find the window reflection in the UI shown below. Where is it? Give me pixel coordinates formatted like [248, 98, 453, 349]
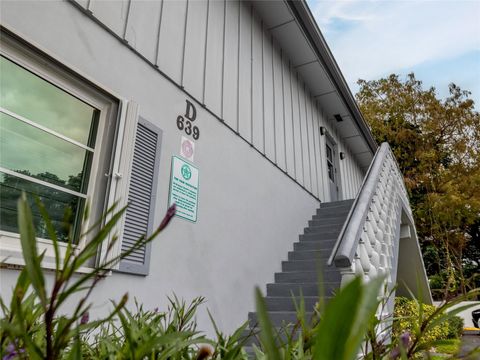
[0, 56, 97, 146]
[0, 112, 93, 193]
[0, 56, 100, 243]
[0, 172, 83, 242]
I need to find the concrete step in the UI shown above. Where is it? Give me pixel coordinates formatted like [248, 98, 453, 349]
[248, 311, 314, 328]
[267, 282, 337, 296]
[282, 259, 336, 272]
[300, 230, 338, 239]
[303, 226, 342, 235]
[288, 250, 330, 261]
[264, 295, 322, 312]
[319, 199, 354, 209]
[275, 270, 341, 283]
[241, 326, 301, 347]
[307, 219, 344, 228]
[293, 239, 336, 251]
[313, 208, 350, 219]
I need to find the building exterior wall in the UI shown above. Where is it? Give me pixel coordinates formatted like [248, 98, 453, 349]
[68, 0, 365, 201]
[1, 0, 364, 333]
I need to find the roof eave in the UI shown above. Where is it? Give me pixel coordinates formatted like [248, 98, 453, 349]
[286, 0, 378, 154]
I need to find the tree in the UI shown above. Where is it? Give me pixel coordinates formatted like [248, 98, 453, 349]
[356, 73, 480, 300]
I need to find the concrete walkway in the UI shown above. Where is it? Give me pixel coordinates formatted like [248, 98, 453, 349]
[459, 335, 480, 358]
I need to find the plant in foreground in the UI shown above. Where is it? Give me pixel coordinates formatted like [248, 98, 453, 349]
[252, 279, 479, 360]
[0, 194, 176, 359]
[1, 194, 479, 359]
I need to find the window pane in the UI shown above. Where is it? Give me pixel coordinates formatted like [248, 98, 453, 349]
[328, 162, 334, 182]
[0, 56, 98, 146]
[326, 145, 332, 162]
[0, 172, 83, 242]
[0, 112, 93, 193]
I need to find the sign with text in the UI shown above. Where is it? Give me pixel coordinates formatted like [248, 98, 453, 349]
[168, 156, 199, 222]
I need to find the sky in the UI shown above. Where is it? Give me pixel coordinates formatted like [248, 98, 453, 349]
[306, 0, 480, 108]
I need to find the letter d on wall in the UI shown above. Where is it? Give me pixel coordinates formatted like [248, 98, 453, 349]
[185, 100, 196, 122]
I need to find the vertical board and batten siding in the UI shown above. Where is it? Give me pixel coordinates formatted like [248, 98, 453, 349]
[156, 0, 187, 83]
[251, 11, 264, 151]
[238, 1, 252, 140]
[263, 30, 275, 160]
[72, 0, 365, 201]
[222, 0, 239, 129]
[204, 0, 224, 114]
[283, 58, 295, 177]
[183, 0, 208, 100]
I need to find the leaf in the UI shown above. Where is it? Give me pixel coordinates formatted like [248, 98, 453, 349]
[254, 287, 281, 360]
[344, 276, 385, 360]
[66, 328, 82, 360]
[17, 193, 47, 308]
[314, 276, 384, 360]
[35, 197, 61, 275]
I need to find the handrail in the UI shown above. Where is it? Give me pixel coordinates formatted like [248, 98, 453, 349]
[328, 143, 392, 267]
[326, 142, 432, 306]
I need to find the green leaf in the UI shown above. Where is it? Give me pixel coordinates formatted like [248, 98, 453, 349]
[314, 276, 384, 360]
[66, 328, 82, 360]
[35, 197, 61, 275]
[17, 193, 47, 308]
[314, 277, 362, 360]
[344, 276, 385, 360]
[255, 287, 281, 360]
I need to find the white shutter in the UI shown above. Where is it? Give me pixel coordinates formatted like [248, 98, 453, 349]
[117, 118, 162, 275]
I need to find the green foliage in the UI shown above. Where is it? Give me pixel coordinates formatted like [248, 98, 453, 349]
[1, 194, 176, 359]
[252, 276, 387, 360]
[446, 315, 464, 339]
[393, 297, 449, 345]
[2, 195, 479, 359]
[356, 74, 480, 299]
[81, 298, 208, 360]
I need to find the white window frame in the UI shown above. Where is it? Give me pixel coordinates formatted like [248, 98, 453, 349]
[0, 27, 136, 272]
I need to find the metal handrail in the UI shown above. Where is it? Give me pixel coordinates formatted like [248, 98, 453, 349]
[327, 142, 391, 268]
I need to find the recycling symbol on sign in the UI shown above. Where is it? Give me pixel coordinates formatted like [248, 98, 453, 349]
[181, 164, 192, 180]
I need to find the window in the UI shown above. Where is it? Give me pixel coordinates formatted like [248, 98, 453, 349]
[0, 30, 119, 264]
[0, 56, 100, 241]
[326, 144, 334, 182]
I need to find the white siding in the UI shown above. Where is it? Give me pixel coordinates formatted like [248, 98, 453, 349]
[251, 10, 264, 151]
[72, 0, 366, 200]
[183, 0, 208, 100]
[204, 0, 224, 114]
[125, 1, 162, 64]
[222, 0, 239, 129]
[238, 1, 251, 140]
[156, 0, 187, 83]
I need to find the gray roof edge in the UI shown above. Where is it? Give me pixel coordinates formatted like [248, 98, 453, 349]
[286, 0, 378, 154]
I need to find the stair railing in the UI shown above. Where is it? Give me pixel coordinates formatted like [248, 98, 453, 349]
[327, 142, 411, 291]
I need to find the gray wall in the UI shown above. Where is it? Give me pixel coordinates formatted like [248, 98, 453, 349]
[70, 0, 365, 201]
[0, 0, 364, 333]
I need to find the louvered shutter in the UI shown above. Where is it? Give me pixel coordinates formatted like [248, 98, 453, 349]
[117, 117, 162, 275]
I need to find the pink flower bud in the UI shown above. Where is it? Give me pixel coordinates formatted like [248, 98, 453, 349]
[80, 311, 89, 324]
[158, 203, 176, 231]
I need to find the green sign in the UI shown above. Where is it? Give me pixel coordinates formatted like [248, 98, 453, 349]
[168, 156, 199, 222]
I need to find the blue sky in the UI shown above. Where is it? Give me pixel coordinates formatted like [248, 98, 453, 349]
[307, 0, 480, 108]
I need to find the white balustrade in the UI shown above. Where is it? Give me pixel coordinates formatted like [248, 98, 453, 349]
[328, 142, 414, 317]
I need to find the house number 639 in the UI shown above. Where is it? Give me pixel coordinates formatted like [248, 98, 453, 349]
[176, 99, 200, 140]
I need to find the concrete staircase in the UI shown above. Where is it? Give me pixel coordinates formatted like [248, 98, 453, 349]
[244, 199, 354, 348]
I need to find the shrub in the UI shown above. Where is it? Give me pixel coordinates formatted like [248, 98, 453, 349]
[446, 315, 464, 339]
[393, 297, 449, 345]
[1, 195, 479, 359]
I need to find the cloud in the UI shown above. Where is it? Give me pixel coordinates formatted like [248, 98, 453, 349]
[308, 0, 480, 86]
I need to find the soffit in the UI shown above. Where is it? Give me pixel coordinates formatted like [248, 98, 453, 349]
[250, 0, 376, 168]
